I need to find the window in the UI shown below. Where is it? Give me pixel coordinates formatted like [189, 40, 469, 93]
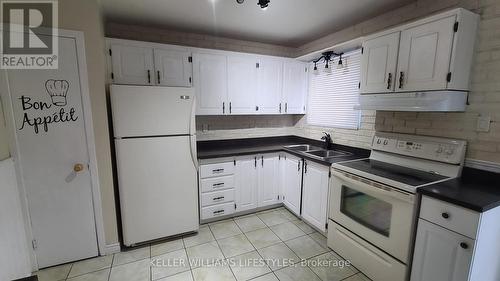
[307, 49, 361, 129]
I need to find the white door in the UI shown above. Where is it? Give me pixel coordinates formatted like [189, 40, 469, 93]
[411, 219, 473, 281]
[193, 53, 227, 115]
[235, 157, 258, 212]
[154, 48, 192, 87]
[257, 58, 282, 114]
[227, 55, 258, 114]
[5, 36, 98, 268]
[302, 160, 329, 232]
[111, 44, 154, 85]
[397, 16, 456, 91]
[283, 155, 302, 215]
[360, 32, 400, 93]
[282, 61, 307, 114]
[257, 155, 280, 207]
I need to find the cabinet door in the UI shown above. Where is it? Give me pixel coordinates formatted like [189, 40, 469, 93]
[257, 58, 283, 114]
[193, 53, 227, 115]
[110, 44, 154, 85]
[282, 155, 302, 216]
[257, 155, 280, 207]
[397, 16, 456, 92]
[235, 157, 258, 212]
[302, 160, 329, 232]
[360, 32, 400, 93]
[154, 48, 192, 87]
[411, 219, 473, 281]
[282, 61, 308, 114]
[228, 55, 258, 114]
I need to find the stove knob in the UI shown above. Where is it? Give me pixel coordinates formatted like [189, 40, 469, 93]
[377, 139, 382, 144]
[383, 140, 388, 145]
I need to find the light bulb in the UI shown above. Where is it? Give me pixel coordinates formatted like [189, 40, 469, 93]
[324, 62, 332, 74]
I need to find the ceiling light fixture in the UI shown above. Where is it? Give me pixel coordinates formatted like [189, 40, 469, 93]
[257, 0, 270, 10]
[312, 51, 343, 74]
[337, 54, 343, 69]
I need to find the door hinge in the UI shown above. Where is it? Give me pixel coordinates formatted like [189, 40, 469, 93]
[111, 72, 114, 80]
[279, 155, 281, 160]
[325, 223, 328, 230]
[189, 77, 192, 84]
[256, 62, 260, 68]
[108, 49, 112, 56]
[447, 72, 452, 82]
[188, 56, 193, 63]
[454, 22, 459, 32]
[32, 239, 38, 250]
[234, 203, 237, 209]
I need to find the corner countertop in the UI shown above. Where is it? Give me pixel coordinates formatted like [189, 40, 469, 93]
[418, 168, 500, 212]
[197, 135, 370, 166]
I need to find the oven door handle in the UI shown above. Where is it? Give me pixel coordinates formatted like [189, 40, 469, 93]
[331, 169, 414, 203]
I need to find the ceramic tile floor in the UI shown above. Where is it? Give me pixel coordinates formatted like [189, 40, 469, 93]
[35, 207, 372, 281]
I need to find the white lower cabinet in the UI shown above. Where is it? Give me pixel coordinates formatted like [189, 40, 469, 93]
[235, 157, 258, 212]
[411, 196, 500, 281]
[282, 154, 303, 216]
[302, 160, 330, 232]
[199, 160, 236, 220]
[411, 219, 473, 281]
[258, 155, 280, 207]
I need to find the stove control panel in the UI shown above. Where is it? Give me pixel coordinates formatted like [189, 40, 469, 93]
[372, 133, 467, 164]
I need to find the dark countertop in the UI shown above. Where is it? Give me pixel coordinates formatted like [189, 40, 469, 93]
[197, 135, 370, 166]
[418, 168, 500, 212]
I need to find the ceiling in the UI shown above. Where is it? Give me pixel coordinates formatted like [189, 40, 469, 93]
[101, 0, 415, 47]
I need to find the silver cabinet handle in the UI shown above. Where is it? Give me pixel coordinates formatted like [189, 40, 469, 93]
[157, 70, 161, 84]
[147, 70, 151, 84]
[285, 102, 288, 113]
[223, 102, 225, 114]
[399, 71, 404, 89]
[229, 102, 232, 114]
[387, 73, 392, 90]
[297, 160, 300, 171]
[212, 168, 224, 173]
[213, 210, 225, 215]
[213, 196, 225, 201]
[279, 103, 282, 113]
[213, 182, 224, 187]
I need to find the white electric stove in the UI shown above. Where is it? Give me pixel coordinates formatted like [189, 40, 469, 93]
[328, 132, 467, 281]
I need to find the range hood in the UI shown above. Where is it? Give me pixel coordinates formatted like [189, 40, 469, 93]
[357, 91, 468, 112]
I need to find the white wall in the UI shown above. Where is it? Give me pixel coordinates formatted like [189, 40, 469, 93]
[0, 158, 31, 280]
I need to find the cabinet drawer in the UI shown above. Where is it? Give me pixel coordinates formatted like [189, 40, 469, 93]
[200, 162, 235, 178]
[420, 196, 480, 239]
[201, 189, 235, 207]
[200, 176, 235, 193]
[201, 202, 235, 220]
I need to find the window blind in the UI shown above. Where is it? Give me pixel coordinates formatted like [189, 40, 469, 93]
[307, 49, 361, 129]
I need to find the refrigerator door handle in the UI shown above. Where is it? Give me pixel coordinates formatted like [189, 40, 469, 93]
[189, 135, 198, 170]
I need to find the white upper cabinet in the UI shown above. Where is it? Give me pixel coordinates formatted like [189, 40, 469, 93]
[154, 48, 192, 87]
[282, 154, 302, 216]
[228, 55, 258, 114]
[360, 32, 400, 93]
[193, 53, 228, 115]
[283, 60, 308, 114]
[258, 155, 280, 207]
[302, 160, 329, 232]
[257, 57, 283, 114]
[397, 16, 456, 92]
[360, 8, 479, 94]
[110, 44, 154, 85]
[235, 157, 258, 212]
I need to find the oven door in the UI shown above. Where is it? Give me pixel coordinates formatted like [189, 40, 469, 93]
[330, 169, 415, 263]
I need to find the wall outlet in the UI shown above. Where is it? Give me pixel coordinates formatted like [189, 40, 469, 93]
[477, 115, 491, 132]
[202, 124, 209, 132]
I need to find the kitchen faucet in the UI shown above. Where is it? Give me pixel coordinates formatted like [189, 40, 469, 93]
[321, 132, 332, 150]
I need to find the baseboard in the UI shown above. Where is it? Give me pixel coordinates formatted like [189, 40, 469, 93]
[465, 158, 500, 173]
[102, 243, 121, 255]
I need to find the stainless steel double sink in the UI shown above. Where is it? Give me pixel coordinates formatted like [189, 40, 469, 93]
[283, 144, 353, 161]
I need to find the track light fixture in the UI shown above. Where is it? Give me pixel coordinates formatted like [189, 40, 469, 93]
[312, 51, 344, 74]
[257, 0, 270, 9]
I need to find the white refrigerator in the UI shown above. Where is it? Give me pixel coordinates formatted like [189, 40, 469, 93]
[110, 85, 199, 246]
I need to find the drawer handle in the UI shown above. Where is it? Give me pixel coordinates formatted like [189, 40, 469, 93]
[213, 183, 224, 187]
[212, 168, 224, 173]
[460, 242, 469, 249]
[213, 210, 225, 215]
[441, 212, 450, 219]
[213, 196, 225, 201]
